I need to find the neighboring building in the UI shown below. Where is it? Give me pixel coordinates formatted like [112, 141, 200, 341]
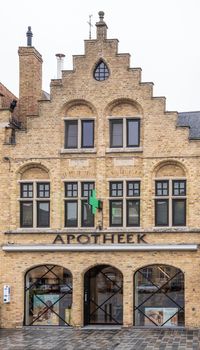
[1, 12, 200, 329]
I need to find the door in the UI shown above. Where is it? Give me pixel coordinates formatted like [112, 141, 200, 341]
[84, 265, 123, 325]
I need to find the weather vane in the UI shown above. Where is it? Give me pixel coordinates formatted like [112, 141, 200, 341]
[87, 14, 93, 39]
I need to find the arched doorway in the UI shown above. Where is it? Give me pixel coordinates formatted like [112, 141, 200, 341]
[134, 264, 184, 327]
[25, 265, 72, 326]
[84, 265, 123, 325]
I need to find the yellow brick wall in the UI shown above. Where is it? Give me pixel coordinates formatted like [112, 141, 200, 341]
[0, 21, 200, 329]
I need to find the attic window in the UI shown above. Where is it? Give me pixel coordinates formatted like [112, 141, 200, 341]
[94, 61, 109, 81]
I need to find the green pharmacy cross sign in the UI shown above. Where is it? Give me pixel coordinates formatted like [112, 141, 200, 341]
[89, 189, 102, 214]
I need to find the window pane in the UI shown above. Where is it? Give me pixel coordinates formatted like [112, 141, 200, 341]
[127, 119, 140, 147]
[21, 183, 33, 198]
[37, 183, 50, 198]
[81, 182, 94, 198]
[127, 181, 140, 197]
[110, 182, 123, 197]
[81, 120, 94, 148]
[172, 181, 186, 196]
[110, 200, 123, 226]
[20, 202, 33, 227]
[110, 120, 123, 147]
[81, 200, 94, 227]
[94, 61, 109, 81]
[173, 199, 186, 226]
[155, 181, 169, 196]
[37, 202, 50, 227]
[65, 121, 78, 148]
[127, 200, 140, 226]
[155, 200, 168, 226]
[65, 201, 78, 227]
[65, 182, 78, 197]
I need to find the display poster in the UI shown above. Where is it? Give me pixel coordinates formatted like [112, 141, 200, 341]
[33, 294, 59, 325]
[144, 307, 178, 327]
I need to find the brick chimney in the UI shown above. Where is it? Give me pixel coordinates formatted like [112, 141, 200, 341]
[18, 27, 43, 126]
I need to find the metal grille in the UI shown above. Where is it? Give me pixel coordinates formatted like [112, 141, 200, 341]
[25, 265, 72, 326]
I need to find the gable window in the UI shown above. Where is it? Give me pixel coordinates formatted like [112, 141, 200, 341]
[20, 182, 50, 228]
[155, 180, 186, 227]
[64, 181, 94, 228]
[94, 61, 109, 81]
[109, 118, 140, 148]
[65, 119, 94, 149]
[109, 180, 140, 227]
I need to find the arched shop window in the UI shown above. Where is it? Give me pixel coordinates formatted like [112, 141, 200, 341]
[25, 265, 72, 326]
[84, 265, 123, 325]
[134, 264, 184, 327]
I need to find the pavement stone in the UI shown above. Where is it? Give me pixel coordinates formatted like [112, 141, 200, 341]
[0, 328, 200, 350]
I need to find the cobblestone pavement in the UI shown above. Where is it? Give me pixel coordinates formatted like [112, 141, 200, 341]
[0, 328, 200, 350]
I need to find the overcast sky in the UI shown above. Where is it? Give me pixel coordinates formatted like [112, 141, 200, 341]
[1, 0, 200, 112]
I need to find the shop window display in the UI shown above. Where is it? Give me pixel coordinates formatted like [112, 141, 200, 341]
[134, 265, 184, 327]
[25, 265, 72, 326]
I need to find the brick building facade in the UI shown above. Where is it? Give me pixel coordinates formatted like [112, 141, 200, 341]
[0, 12, 200, 329]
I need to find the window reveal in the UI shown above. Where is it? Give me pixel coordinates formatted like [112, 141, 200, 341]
[20, 182, 50, 228]
[64, 119, 94, 149]
[109, 118, 140, 148]
[155, 180, 186, 227]
[64, 181, 95, 228]
[109, 180, 140, 227]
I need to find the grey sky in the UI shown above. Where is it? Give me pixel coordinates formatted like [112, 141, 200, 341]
[1, 0, 200, 112]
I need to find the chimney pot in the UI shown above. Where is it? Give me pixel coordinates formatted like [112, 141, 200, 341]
[55, 53, 65, 79]
[26, 26, 33, 46]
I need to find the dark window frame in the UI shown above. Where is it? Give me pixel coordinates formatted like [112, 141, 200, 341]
[172, 199, 186, 226]
[94, 60, 109, 81]
[172, 180, 186, 196]
[37, 182, 50, 198]
[81, 199, 94, 227]
[20, 201, 33, 228]
[20, 183, 33, 198]
[64, 120, 78, 149]
[64, 181, 95, 228]
[65, 200, 78, 227]
[126, 119, 140, 147]
[109, 119, 123, 148]
[81, 182, 95, 198]
[126, 199, 140, 227]
[110, 181, 123, 197]
[81, 120, 94, 148]
[109, 200, 123, 227]
[155, 199, 169, 226]
[155, 180, 169, 196]
[37, 201, 50, 228]
[20, 182, 50, 228]
[127, 181, 140, 197]
[65, 182, 78, 198]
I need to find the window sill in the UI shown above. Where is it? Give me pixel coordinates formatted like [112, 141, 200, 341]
[60, 148, 97, 154]
[106, 147, 143, 153]
[152, 226, 188, 232]
[7, 228, 52, 234]
[106, 227, 142, 232]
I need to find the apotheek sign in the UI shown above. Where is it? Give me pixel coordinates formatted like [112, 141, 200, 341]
[53, 233, 147, 245]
